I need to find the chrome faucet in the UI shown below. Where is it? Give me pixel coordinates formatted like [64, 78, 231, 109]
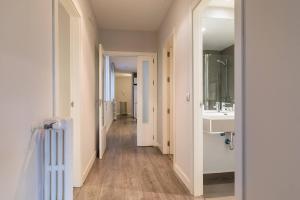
[214, 102, 221, 112]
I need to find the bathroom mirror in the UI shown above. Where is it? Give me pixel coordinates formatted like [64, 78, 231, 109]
[202, 16, 234, 111]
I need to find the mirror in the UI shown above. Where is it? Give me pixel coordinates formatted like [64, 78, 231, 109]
[202, 16, 234, 111]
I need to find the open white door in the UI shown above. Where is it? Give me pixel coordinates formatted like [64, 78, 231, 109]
[99, 44, 106, 159]
[137, 56, 155, 146]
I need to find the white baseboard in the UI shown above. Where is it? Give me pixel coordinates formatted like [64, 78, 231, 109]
[173, 163, 192, 194]
[81, 151, 96, 184]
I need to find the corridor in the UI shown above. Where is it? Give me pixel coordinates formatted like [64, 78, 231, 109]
[74, 117, 195, 200]
[74, 117, 234, 200]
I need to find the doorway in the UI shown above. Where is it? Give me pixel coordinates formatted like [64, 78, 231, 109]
[53, 0, 81, 187]
[193, 0, 239, 198]
[111, 56, 137, 119]
[98, 51, 157, 154]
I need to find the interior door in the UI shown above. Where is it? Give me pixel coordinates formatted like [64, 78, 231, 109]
[137, 56, 155, 146]
[99, 44, 106, 159]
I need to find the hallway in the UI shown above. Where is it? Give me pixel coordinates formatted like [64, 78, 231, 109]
[74, 117, 234, 200]
[74, 117, 195, 199]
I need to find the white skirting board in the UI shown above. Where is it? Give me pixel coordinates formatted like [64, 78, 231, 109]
[81, 151, 96, 184]
[173, 163, 192, 194]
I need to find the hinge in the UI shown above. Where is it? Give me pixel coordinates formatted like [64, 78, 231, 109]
[153, 107, 155, 112]
[167, 108, 170, 114]
[167, 51, 170, 57]
[167, 77, 170, 83]
[153, 58, 155, 64]
[167, 141, 170, 146]
[153, 80, 154, 85]
[153, 135, 155, 140]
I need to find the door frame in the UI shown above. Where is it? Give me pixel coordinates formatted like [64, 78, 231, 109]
[53, 0, 82, 187]
[192, 0, 244, 198]
[98, 44, 106, 159]
[104, 51, 158, 146]
[162, 33, 176, 155]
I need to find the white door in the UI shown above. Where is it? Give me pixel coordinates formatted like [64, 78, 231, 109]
[137, 56, 155, 146]
[99, 44, 106, 159]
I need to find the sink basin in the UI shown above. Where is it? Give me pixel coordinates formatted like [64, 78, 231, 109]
[203, 111, 235, 134]
[203, 111, 234, 120]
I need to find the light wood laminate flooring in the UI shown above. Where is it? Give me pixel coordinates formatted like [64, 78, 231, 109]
[74, 117, 234, 200]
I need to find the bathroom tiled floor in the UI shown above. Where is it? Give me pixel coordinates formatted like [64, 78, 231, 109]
[204, 173, 235, 198]
[204, 183, 235, 198]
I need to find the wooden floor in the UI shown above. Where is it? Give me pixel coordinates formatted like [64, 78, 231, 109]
[74, 117, 234, 200]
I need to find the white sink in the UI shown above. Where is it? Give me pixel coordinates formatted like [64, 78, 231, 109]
[203, 111, 234, 120]
[203, 111, 235, 134]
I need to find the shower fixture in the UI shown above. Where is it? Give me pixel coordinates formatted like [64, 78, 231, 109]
[217, 59, 227, 66]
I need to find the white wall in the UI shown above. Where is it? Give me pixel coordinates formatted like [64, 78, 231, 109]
[75, 0, 100, 183]
[242, 0, 300, 199]
[157, 0, 199, 192]
[115, 75, 133, 115]
[0, 0, 52, 199]
[0, 1, 100, 198]
[58, 3, 71, 118]
[99, 29, 157, 52]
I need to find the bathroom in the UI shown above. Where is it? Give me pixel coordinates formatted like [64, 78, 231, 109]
[201, 0, 235, 198]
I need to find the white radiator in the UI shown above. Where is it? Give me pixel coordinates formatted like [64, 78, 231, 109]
[43, 119, 73, 200]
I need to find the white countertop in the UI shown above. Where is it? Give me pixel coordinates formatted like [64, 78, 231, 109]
[202, 111, 235, 120]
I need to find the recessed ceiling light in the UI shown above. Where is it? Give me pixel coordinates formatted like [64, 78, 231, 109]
[202, 27, 207, 32]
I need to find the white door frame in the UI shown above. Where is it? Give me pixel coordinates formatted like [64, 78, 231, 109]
[104, 51, 158, 146]
[98, 44, 106, 159]
[53, 0, 82, 187]
[192, 0, 244, 199]
[192, 1, 207, 195]
[162, 33, 176, 155]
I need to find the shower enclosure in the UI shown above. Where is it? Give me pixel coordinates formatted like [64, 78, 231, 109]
[203, 53, 234, 110]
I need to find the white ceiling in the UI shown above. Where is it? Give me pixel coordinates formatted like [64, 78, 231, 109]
[208, 0, 234, 8]
[110, 56, 137, 73]
[203, 17, 234, 51]
[90, 0, 173, 31]
[202, 4, 234, 51]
